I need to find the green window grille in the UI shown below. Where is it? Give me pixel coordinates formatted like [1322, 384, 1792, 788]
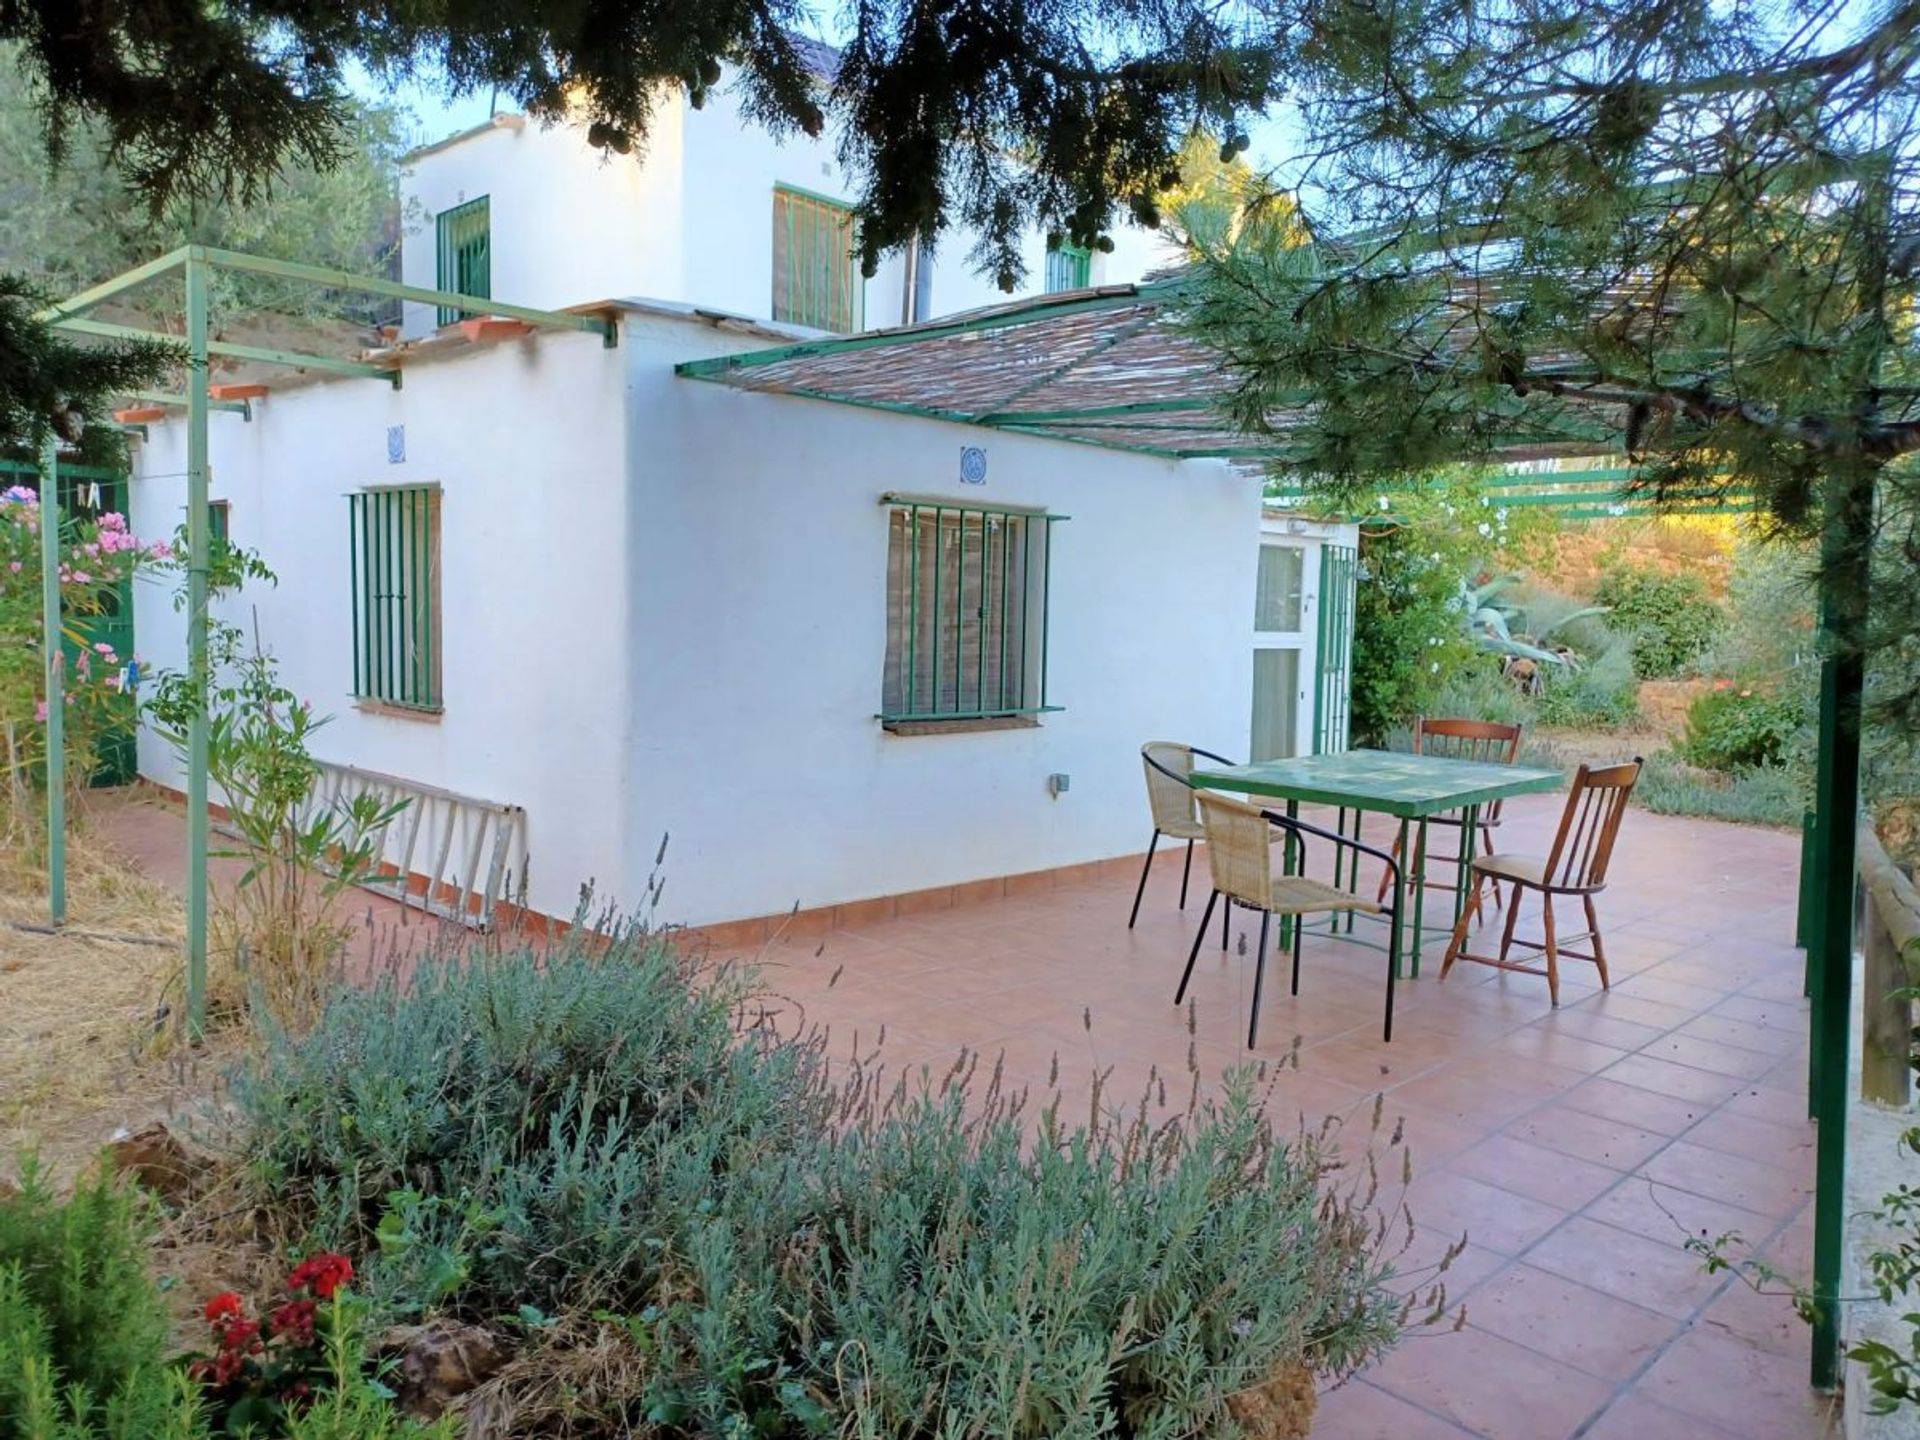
[434, 196, 490, 327]
[772, 186, 863, 333]
[348, 486, 442, 710]
[209, 499, 230, 544]
[1313, 543, 1357, 754]
[1044, 242, 1091, 293]
[879, 497, 1065, 725]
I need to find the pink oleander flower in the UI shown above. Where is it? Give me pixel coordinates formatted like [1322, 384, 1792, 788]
[93, 641, 114, 655]
[7, 561, 18, 573]
[33, 701, 46, 722]
[98, 511, 126, 530]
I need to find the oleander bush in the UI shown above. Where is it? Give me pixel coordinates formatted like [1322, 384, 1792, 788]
[230, 922, 1408, 1437]
[1592, 563, 1723, 678]
[1679, 686, 1803, 772]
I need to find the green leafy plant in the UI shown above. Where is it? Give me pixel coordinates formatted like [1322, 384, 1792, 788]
[230, 920, 1413, 1436]
[1592, 564, 1723, 679]
[1680, 685, 1802, 771]
[1633, 751, 1806, 828]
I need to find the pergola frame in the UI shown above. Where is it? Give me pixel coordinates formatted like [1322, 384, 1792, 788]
[33, 244, 615, 1039]
[678, 273, 1859, 1390]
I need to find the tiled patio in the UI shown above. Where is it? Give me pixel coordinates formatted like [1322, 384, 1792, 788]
[728, 795, 1834, 1440]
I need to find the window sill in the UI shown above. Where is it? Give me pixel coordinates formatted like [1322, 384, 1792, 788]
[882, 715, 1042, 737]
[354, 698, 444, 723]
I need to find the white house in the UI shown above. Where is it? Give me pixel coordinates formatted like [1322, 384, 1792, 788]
[122, 78, 1356, 936]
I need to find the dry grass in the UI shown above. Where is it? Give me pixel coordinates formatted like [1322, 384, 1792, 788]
[0, 806, 243, 1180]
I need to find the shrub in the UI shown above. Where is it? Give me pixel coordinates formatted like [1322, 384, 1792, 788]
[1592, 564, 1722, 678]
[1535, 633, 1640, 728]
[1634, 750, 1806, 828]
[1428, 657, 1537, 730]
[0, 1160, 446, 1440]
[230, 924, 1407, 1436]
[1680, 686, 1802, 771]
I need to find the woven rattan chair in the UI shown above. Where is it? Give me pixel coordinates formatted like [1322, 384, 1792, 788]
[1129, 742, 1237, 927]
[1440, 758, 1643, 1005]
[1176, 791, 1405, 1046]
[1375, 716, 1524, 905]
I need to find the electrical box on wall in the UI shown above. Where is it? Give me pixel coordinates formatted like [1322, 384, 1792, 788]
[1048, 772, 1070, 798]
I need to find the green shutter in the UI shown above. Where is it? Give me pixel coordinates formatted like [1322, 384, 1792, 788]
[349, 486, 442, 709]
[880, 500, 1064, 723]
[435, 197, 491, 327]
[1045, 243, 1091, 293]
[1313, 543, 1357, 753]
[773, 187, 863, 333]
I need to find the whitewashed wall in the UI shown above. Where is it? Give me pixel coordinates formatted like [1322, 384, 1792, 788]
[399, 81, 1185, 338]
[127, 328, 634, 921]
[627, 318, 1257, 926]
[127, 312, 1258, 930]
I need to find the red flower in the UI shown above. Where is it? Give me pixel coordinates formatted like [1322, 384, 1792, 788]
[220, 1317, 262, 1352]
[212, 1346, 246, 1385]
[203, 1291, 245, 1325]
[288, 1252, 354, 1299]
[270, 1297, 318, 1345]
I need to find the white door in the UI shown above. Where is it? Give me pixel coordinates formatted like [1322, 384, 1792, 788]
[1251, 538, 1320, 761]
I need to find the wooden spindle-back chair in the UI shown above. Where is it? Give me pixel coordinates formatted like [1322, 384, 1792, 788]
[1440, 758, 1643, 1005]
[1375, 716, 1524, 903]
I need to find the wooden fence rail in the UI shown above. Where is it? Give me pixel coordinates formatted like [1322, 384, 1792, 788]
[1858, 825, 1920, 1106]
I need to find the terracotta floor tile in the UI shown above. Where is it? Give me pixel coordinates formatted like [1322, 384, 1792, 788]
[1638, 1031, 1780, 1080]
[1696, 1268, 1810, 1358]
[1559, 1076, 1713, 1136]
[1675, 1011, 1809, 1058]
[1636, 1139, 1813, 1219]
[1311, 1380, 1477, 1439]
[1721, 1080, 1815, 1128]
[1363, 1320, 1616, 1439]
[1580, 1176, 1778, 1255]
[1578, 1393, 1744, 1440]
[1403, 1171, 1569, 1257]
[1489, 1027, 1632, 1074]
[1465, 1262, 1684, 1380]
[1449, 1132, 1623, 1211]
[1633, 1326, 1841, 1439]
[1504, 1103, 1667, 1172]
[1580, 990, 1699, 1032]
[1602, 1052, 1749, 1106]
[1535, 1005, 1673, 1052]
[1712, 993, 1811, 1032]
[1680, 1109, 1817, 1174]
[1523, 1216, 1728, 1318]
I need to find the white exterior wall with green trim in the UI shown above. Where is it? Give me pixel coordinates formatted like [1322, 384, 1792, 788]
[125, 326, 636, 922]
[626, 316, 1258, 927]
[124, 308, 1260, 929]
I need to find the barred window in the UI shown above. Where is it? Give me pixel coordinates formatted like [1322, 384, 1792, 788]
[773, 186, 863, 333]
[348, 486, 442, 710]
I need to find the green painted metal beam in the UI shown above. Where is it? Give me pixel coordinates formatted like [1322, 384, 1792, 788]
[123, 390, 250, 416]
[0, 459, 122, 481]
[197, 246, 616, 345]
[1808, 468, 1875, 1390]
[38, 436, 65, 927]
[34, 247, 190, 320]
[183, 255, 209, 1042]
[55, 316, 400, 384]
[674, 279, 1191, 381]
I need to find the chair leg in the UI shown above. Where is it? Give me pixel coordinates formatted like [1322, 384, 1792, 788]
[1128, 830, 1161, 929]
[1541, 894, 1561, 1007]
[1175, 890, 1219, 1005]
[1479, 822, 1503, 911]
[1496, 880, 1525, 966]
[1249, 911, 1272, 1049]
[1179, 838, 1194, 909]
[1440, 873, 1486, 979]
[1290, 905, 1305, 995]
[1374, 825, 1404, 905]
[1583, 894, 1611, 989]
[1222, 894, 1230, 950]
[1383, 899, 1401, 1042]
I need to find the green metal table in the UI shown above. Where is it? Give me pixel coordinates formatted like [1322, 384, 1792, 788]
[1189, 749, 1564, 975]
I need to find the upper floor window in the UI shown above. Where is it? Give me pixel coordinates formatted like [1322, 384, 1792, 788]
[773, 186, 863, 333]
[435, 197, 491, 327]
[1045, 241, 1091, 293]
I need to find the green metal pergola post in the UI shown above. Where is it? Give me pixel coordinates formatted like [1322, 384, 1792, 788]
[1807, 466, 1874, 1391]
[38, 434, 65, 926]
[183, 252, 210, 1041]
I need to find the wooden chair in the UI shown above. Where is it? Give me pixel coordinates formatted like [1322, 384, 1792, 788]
[1439, 758, 1643, 1005]
[1129, 742, 1236, 927]
[1176, 791, 1405, 1046]
[1376, 716, 1524, 905]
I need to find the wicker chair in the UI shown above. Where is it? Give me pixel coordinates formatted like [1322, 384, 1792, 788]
[1176, 791, 1406, 1046]
[1375, 716, 1524, 905]
[1129, 742, 1237, 927]
[1440, 758, 1643, 1005]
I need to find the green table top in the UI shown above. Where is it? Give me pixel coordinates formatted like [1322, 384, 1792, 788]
[1191, 749, 1564, 818]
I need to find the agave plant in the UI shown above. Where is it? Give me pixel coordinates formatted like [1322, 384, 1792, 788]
[1464, 575, 1609, 671]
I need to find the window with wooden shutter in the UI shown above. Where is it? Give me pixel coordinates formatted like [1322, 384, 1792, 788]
[879, 498, 1064, 727]
[772, 186, 863, 333]
[348, 486, 442, 711]
[1044, 241, 1091, 292]
[435, 197, 490, 327]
